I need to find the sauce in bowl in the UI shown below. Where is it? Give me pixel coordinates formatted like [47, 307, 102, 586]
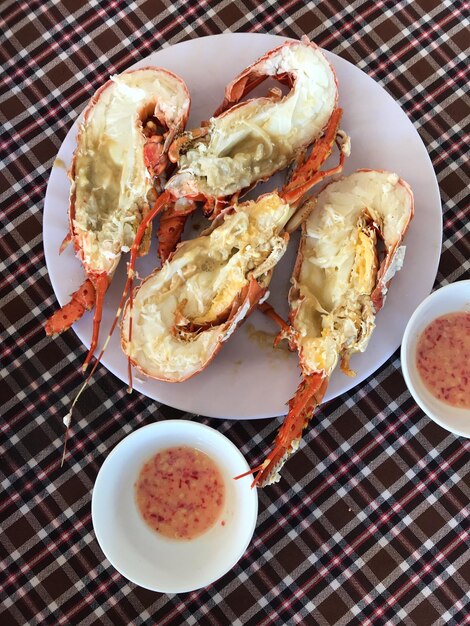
[416, 311, 470, 409]
[135, 446, 225, 540]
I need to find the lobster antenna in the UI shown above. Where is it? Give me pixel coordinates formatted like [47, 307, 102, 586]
[127, 278, 135, 393]
[124, 190, 170, 393]
[60, 422, 70, 468]
[234, 464, 264, 480]
[60, 192, 170, 465]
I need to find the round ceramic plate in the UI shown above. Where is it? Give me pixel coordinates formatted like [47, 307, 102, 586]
[43, 33, 442, 419]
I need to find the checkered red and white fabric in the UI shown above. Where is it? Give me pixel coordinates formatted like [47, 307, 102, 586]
[1, 1, 469, 624]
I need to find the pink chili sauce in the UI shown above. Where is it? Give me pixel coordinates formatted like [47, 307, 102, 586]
[415, 312, 470, 409]
[135, 446, 225, 540]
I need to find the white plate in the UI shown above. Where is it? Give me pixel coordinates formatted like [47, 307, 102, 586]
[43, 33, 442, 419]
[401, 281, 470, 438]
[91, 421, 258, 592]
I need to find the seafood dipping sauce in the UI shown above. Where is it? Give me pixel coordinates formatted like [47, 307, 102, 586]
[416, 312, 470, 409]
[135, 446, 225, 540]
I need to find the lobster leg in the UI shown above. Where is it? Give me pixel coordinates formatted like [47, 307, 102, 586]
[45, 278, 96, 336]
[258, 301, 290, 333]
[157, 198, 197, 263]
[281, 108, 349, 207]
[257, 301, 292, 348]
[124, 191, 172, 390]
[59, 232, 73, 254]
[82, 273, 108, 372]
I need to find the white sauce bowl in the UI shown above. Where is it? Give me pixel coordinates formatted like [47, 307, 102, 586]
[92, 420, 258, 593]
[401, 280, 470, 437]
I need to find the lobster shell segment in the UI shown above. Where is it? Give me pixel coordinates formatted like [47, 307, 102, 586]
[121, 193, 295, 382]
[70, 68, 190, 277]
[166, 38, 338, 201]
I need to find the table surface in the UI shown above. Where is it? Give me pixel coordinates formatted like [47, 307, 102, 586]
[1, 1, 469, 625]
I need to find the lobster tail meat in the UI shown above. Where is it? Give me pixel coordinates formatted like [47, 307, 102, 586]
[46, 68, 190, 367]
[290, 171, 414, 377]
[251, 170, 414, 486]
[166, 38, 338, 203]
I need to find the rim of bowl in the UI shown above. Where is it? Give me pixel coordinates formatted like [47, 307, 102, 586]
[91, 420, 259, 592]
[401, 280, 470, 438]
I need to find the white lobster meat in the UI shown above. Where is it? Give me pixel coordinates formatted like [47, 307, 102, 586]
[292, 170, 414, 376]
[165, 37, 338, 206]
[45, 68, 190, 369]
[249, 170, 414, 486]
[71, 69, 190, 276]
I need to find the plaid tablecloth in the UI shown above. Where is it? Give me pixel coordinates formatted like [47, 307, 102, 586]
[1, 1, 469, 624]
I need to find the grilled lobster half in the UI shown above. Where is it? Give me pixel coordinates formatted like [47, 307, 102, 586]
[45, 68, 190, 370]
[247, 170, 415, 486]
[153, 36, 340, 262]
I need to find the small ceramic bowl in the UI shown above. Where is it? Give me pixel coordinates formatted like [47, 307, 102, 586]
[401, 280, 470, 437]
[92, 420, 258, 593]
